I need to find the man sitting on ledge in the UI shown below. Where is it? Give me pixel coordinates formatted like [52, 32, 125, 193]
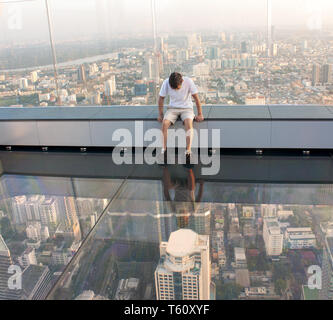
[158, 72, 204, 163]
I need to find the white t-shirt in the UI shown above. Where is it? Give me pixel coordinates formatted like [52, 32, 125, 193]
[159, 76, 198, 109]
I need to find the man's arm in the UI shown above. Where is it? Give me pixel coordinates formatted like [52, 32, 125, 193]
[192, 93, 204, 122]
[158, 96, 165, 122]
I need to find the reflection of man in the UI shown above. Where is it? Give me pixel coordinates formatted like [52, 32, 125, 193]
[162, 166, 204, 228]
[158, 72, 204, 163]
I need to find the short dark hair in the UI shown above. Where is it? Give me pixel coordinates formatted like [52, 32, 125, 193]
[169, 72, 183, 89]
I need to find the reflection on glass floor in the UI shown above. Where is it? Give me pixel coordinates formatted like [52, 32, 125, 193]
[0, 152, 333, 300]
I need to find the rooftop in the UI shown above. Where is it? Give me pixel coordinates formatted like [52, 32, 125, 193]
[167, 229, 198, 257]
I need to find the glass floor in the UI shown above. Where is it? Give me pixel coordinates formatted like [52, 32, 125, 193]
[0, 151, 333, 300]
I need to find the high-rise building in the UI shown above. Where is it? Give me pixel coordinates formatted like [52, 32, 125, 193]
[21, 265, 52, 300]
[104, 75, 117, 97]
[56, 197, 81, 241]
[155, 229, 211, 300]
[263, 218, 283, 256]
[0, 235, 21, 300]
[78, 65, 86, 83]
[89, 63, 99, 76]
[271, 43, 278, 57]
[312, 64, 321, 86]
[320, 64, 332, 84]
[30, 71, 38, 83]
[19, 78, 28, 90]
[12, 196, 27, 225]
[39, 197, 58, 226]
[143, 57, 159, 81]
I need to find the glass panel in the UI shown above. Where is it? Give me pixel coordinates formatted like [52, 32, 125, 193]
[46, 161, 333, 300]
[156, 0, 268, 106]
[48, 0, 157, 106]
[270, 0, 333, 105]
[0, 0, 55, 107]
[0, 172, 125, 299]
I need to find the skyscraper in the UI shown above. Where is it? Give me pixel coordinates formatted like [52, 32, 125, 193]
[78, 65, 86, 83]
[143, 57, 159, 82]
[104, 75, 117, 97]
[312, 64, 321, 86]
[155, 229, 211, 300]
[30, 71, 38, 83]
[19, 78, 28, 90]
[0, 235, 21, 300]
[320, 64, 332, 84]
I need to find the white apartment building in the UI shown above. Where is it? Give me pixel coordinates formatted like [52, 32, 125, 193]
[18, 247, 37, 268]
[155, 229, 211, 300]
[284, 227, 316, 249]
[263, 218, 284, 256]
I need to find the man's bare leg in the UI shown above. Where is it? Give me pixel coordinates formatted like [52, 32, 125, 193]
[162, 119, 172, 151]
[184, 118, 194, 154]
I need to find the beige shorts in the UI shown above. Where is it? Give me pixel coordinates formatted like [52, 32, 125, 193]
[164, 108, 195, 124]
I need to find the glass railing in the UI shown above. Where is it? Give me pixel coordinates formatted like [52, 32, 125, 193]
[0, 0, 332, 107]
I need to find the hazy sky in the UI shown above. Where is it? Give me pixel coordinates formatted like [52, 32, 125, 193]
[1, 0, 333, 44]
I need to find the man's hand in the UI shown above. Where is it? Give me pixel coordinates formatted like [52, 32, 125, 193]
[195, 114, 204, 122]
[158, 113, 164, 122]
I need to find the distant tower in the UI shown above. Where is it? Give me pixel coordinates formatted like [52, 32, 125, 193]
[19, 78, 28, 90]
[321, 64, 332, 84]
[143, 57, 159, 82]
[77, 65, 86, 83]
[30, 71, 38, 84]
[155, 229, 211, 300]
[312, 64, 321, 86]
[271, 43, 278, 57]
[105, 75, 116, 97]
